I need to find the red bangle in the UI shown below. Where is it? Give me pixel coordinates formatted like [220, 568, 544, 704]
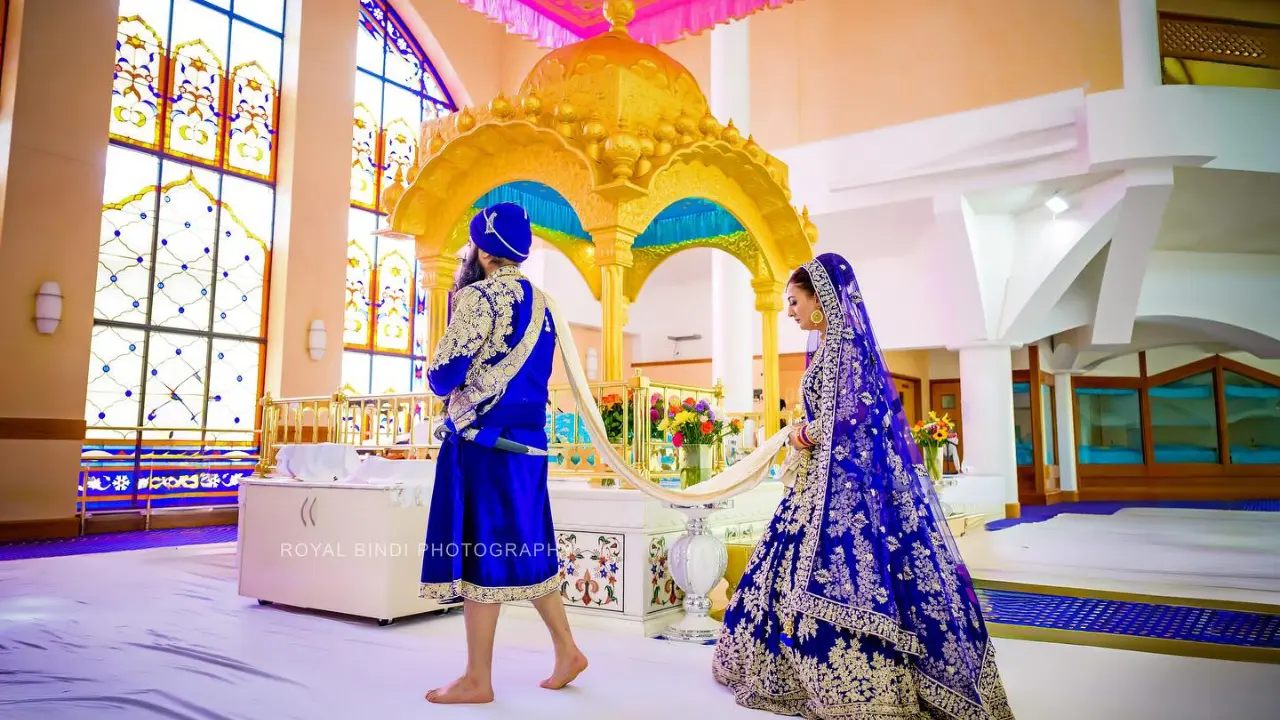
[798, 425, 815, 448]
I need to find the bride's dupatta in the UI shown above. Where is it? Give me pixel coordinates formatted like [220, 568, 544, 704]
[789, 254, 1007, 718]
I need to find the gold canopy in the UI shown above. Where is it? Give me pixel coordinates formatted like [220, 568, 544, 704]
[389, 0, 815, 432]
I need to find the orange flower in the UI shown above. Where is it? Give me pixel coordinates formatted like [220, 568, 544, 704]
[700, 421, 714, 434]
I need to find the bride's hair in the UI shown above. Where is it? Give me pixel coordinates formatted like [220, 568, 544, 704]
[787, 266, 816, 296]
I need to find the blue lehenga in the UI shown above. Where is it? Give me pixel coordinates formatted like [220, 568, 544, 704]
[713, 255, 1013, 719]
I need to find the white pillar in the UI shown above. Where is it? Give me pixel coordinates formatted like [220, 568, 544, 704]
[1054, 372, 1079, 498]
[711, 253, 754, 412]
[1119, 0, 1161, 88]
[709, 19, 754, 413]
[710, 19, 750, 129]
[956, 343, 1020, 517]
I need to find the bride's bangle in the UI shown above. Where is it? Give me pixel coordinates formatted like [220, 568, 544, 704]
[797, 424, 815, 448]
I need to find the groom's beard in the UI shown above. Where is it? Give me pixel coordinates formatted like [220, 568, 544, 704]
[454, 246, 485, 292]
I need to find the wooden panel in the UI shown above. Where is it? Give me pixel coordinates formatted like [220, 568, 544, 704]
[930, 379, 963, 473]
[891, 374, 923, 427]
[0, 417, 87, 441]
[0, 517, 79, 542]
[1159, 12, 1280, 71]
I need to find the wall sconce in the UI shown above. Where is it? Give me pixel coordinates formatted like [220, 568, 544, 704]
[307, 319, 326, 361]
[34, 281, 62, 334]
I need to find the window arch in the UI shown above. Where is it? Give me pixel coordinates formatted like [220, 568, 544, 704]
[343, 0, 456, 396]
[84, 0, 288, 512]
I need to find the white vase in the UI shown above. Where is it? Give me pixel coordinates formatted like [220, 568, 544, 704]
[662, 503, 729, 642]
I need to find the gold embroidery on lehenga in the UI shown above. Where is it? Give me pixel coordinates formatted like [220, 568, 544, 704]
[715, 257, 1014, 720]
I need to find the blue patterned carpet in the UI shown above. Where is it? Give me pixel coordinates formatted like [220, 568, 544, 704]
[0, 525, 237, 561]
[977, 589, 1280, 650]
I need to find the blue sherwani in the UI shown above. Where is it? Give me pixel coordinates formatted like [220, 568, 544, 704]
[419, 265, 560, 603]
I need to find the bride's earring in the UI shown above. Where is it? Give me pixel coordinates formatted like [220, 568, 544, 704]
[810, 309, 825, 325]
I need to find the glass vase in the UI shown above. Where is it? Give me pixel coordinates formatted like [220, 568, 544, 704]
[923, 446, 945, 486]
[680, 444, 713, 489]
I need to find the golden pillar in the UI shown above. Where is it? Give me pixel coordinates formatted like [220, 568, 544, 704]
[419, 251, 459, 361]
[754, 279, 784, 434]
[590, 226, 636, 382]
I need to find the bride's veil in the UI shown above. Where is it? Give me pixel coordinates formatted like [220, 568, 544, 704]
[804, 254, 967, 570]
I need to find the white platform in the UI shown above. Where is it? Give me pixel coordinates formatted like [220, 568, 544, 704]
[937, 473, 1007, 521]
[2, 544, 1278, 719]
[958, 508, 1280, 606]
[239, 465, 784, 633]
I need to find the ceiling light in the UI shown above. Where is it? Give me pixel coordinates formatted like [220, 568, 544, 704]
[1045, 195, 1069, 215]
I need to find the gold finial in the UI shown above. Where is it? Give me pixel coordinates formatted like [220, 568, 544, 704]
[604, 0, 636, 35]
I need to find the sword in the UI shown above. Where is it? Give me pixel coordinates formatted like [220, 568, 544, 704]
[433, 424, 548, 456]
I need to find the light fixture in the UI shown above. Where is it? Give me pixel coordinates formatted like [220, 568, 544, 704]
[1045, 194, 1069, 215]
[34, 281, 62, 334]
[307, 319, 327, 361]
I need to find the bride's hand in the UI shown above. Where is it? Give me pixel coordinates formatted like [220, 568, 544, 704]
[789, 423, 808, 449]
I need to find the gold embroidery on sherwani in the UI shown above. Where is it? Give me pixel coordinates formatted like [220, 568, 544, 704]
[438, 266, 549, 432]
[419, 574, 559, 604]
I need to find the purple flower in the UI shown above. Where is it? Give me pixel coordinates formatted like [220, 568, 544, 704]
[650, 409, 661, 422]
[707, 410, 716, 421]
[695, 400, 709, 413]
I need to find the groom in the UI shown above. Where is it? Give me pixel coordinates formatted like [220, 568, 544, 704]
[419, 202, 587, 703]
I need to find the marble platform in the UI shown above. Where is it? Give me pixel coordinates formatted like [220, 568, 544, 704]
[957, 508, 1280, 608]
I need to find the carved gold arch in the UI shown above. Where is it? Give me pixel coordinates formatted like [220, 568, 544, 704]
[621, 142, 812, 291]
[625, 232, 760, 302]
[390, 122, 610, 250]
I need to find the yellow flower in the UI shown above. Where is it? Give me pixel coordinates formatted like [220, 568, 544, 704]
[933, 430, 947, 441]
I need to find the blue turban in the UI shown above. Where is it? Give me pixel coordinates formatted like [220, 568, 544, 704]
[469, 202, 532, 262]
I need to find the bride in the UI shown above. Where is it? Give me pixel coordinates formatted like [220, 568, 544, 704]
[713, 254, 1013, 719]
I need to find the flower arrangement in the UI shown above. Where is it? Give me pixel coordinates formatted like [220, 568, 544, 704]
[598, 391, 634, 444]
[646, 392, 666, 440]
[911, 412, 957, 484]
[658, 397, 743, 446]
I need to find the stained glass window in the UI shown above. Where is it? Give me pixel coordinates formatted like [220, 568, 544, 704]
[343, 0, 452, 394]
[85, 1, 287, 512]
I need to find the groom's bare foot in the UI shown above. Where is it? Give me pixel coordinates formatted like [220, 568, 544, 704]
[540, 649, 588, 689]
[425, 675, 494, 704]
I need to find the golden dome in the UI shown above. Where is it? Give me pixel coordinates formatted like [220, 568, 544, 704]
[517, 0, 709, 141]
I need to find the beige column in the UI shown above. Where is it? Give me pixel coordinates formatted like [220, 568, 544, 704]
[0, 0, 118, 533]
[263, 0, 359, 399]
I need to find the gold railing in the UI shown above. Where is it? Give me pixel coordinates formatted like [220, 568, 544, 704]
[79, 425, 260, 530]
[255, 372, 730, 488]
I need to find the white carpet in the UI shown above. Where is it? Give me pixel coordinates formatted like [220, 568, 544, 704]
[958, 508, 1280, 605]
[1, 543, 1277, 719]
